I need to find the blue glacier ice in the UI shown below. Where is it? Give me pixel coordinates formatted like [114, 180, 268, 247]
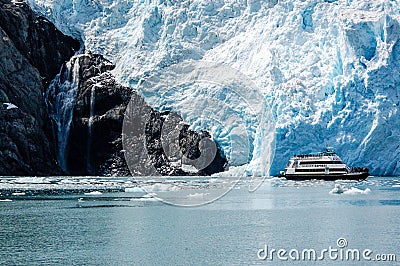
[28, 0, 400, 176]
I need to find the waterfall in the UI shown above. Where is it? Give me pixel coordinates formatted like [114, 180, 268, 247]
[86, 84, 96, 174]
[46, 55, 81, 172]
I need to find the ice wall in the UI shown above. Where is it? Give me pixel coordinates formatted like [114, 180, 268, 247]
[28, 0, 400, 176]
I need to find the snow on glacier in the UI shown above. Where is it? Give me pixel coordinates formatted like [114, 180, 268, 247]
[27, 0, 400, 176]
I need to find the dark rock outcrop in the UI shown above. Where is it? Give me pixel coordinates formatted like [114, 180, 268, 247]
[0, 0, 81, 86]
[0, 0, 80, 175]
[65, 54, 131, 175]
[63, 54, 227, 176]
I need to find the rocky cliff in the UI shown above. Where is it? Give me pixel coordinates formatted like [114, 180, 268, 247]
[0, 0, 79, 175]
[57, 54, 227, 176]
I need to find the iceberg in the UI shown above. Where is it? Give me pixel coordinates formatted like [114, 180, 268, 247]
[84, 191, 103, 195]
[329, 184, 371, 195]
[27, 0, 400, 176]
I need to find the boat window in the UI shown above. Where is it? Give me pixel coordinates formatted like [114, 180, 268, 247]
[295, 168, 348, 173]
[299, 161, 344, 165]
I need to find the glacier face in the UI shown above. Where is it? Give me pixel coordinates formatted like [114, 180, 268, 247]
[27, 0, 400, 176]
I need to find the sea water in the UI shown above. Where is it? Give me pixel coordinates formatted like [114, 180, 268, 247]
[0, 177, 399, 265]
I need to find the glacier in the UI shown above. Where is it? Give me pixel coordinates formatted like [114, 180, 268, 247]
[27, 0, 400, 176]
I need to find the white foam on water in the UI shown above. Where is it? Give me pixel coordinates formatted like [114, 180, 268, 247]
[0, 199, 12, 202]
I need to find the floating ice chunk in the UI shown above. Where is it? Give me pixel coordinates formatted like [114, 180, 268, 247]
[343, 187, 371, 195]
[330, 184, 371, 195]
[181, 164, 198, 173]
[12, 192, 26, 196]
[329, 184, 346, 194]
[392, 184, 400, 188]
[84, 191, 102, 195]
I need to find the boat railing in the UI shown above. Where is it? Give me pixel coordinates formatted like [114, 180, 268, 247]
[293, 154, 322, 158]
[292, 152, 336, 159]
[298, 164, 327, 168]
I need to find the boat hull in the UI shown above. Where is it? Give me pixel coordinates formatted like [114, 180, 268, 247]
[284, 172, 369, 181]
